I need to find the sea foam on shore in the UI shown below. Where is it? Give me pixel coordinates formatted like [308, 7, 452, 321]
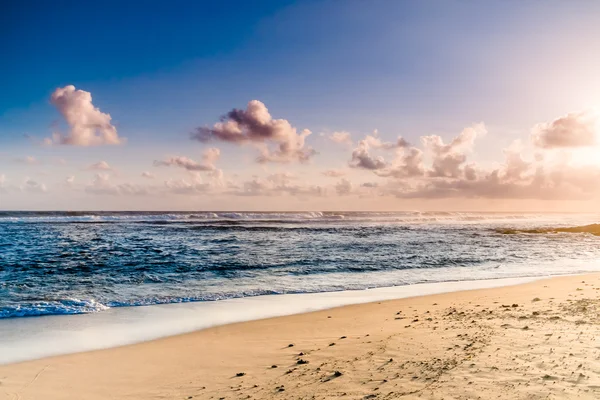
[0, 276, 543, 364]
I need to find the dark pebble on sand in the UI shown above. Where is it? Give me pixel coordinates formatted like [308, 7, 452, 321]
[236, 372, 245, 377]
[288, 343, 294, 347]
[334, 371, 343, 377]
[271, 365, 277, 368]
[297, 359, 309, 364]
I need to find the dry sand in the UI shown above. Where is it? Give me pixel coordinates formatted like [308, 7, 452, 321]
[2, 273, 600, 400]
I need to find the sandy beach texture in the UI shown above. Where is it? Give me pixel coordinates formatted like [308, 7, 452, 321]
[2, 273, 600, 400]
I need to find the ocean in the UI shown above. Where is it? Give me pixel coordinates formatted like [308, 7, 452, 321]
[1, 211, 600, 363]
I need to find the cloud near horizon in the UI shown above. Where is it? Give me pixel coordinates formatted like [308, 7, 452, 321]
[322, 169, 346, 178]
[422, 123, 486, 179]
[14, 156, 39, 165]
[47, 85, 124, 146]
[339, 119, 600, 201]
[85, 173, 148, 196]
[21, 177, 47, 193]
[154, 148, 221, 171]
[531, 110, 599, 149]
[230, 172, 325, 197]
[87, 161, 112, 171]
[9, 99, 600, 206]
[349, 131, 412, 171]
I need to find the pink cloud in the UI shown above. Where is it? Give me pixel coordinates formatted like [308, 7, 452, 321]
[191, 100, 315, 163]
[349, 141, 388, 170]
[87, 161, 112, 171]
[422, 123, 486, 178]
[48, 85, 124, 146]
[164, 177, 212, 195]
[335, 178, 352, 195]
[322, 169, 346, 177]
[375, 147, 425, 178]
[85, 173, 148, 196]
[349, 131, 411, 170]
[231, 173, 325, 197]
[532, 110, 598, 148]
[154, 148, 221, 171]
[329, 131, 353, 146]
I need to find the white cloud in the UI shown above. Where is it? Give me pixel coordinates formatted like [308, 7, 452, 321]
[329, 131, 353, 146]
[47, 85, 124, 146]
[141, 171, 155, 179]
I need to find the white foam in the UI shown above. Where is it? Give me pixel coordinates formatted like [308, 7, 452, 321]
[0, 276, 545, 365]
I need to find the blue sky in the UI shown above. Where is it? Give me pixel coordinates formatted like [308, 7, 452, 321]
[2, 1, 600, 210]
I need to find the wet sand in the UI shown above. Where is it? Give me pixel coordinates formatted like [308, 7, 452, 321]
[2, 273, 600, 400]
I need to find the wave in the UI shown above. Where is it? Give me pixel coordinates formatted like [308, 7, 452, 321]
[0, 268, 589, 319]
[0, 211, 581, 224]
[0, 298, 109, 319]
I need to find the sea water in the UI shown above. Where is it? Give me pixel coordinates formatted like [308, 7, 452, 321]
[1, 211, 599, 363]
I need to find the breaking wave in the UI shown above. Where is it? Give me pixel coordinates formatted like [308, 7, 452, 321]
[2, 211, 600, 319]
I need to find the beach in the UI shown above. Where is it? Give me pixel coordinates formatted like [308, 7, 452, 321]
[5, 1, 600, 398]
[2, 273, 599, 400]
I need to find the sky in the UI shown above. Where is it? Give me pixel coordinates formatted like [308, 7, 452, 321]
[2, 0, 600, 211]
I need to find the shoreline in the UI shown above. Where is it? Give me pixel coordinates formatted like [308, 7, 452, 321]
[0, 275, 553, 365]
[2, 273, 600, 399]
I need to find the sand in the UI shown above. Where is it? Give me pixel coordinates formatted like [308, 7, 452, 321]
[2, 273, 600, 400]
